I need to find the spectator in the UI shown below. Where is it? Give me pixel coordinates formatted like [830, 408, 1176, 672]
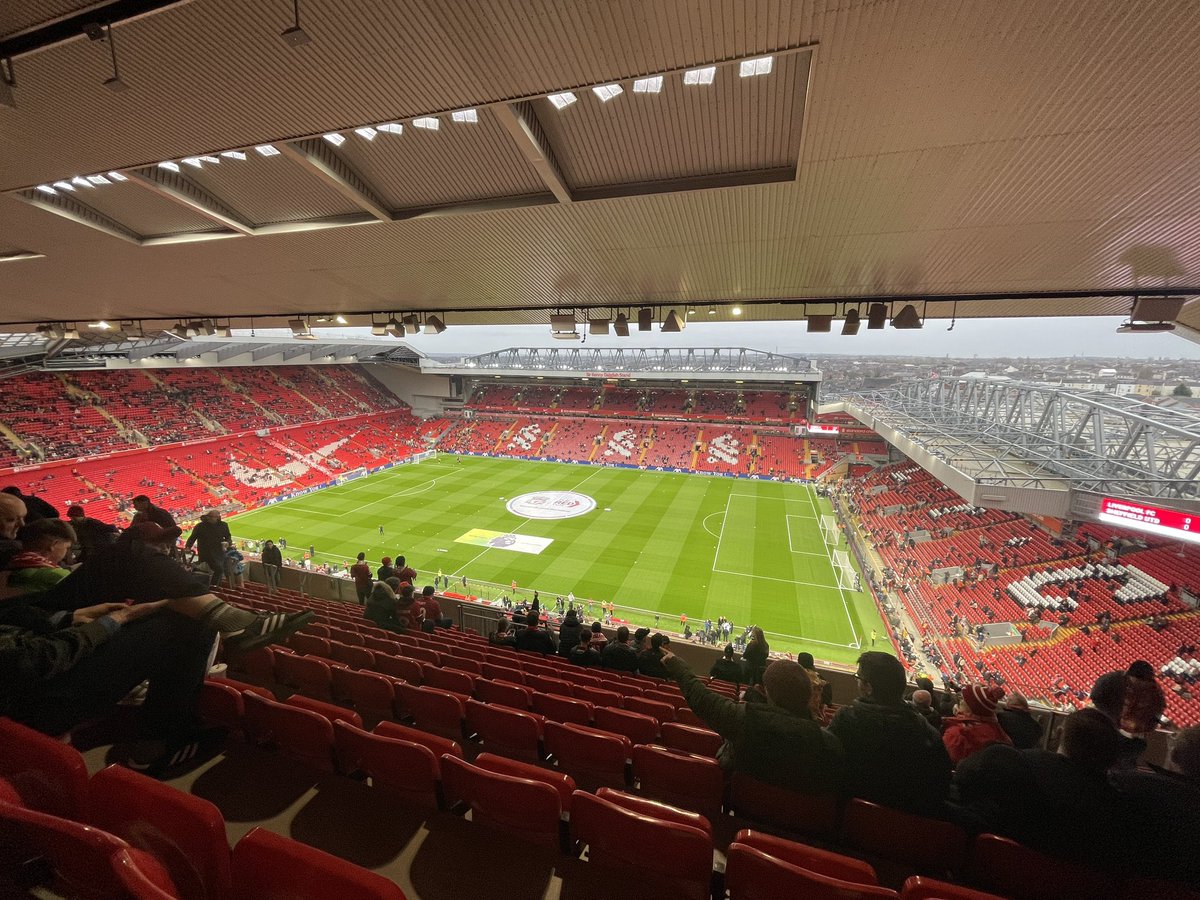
[365, 579, 405, 633]
[395, 555, 417, 584]
[798, 651, 834, 715]
[637, 632, 669, 679]
[742, 626, 769, 686]
[65, 505, 118, 562]
[663, 649, 844, 794]
[394, 582, 416, 632]
[223, 544, 245, 589]
[260, 539, 283, 592]
[1, 486, 59, 523]
[955, 708, 1134, 869]
[828, 651, 952, 814]
[417, 585, 448, 630]
[489, 618, 517, 648]
[709, 644, 745, 685]
[941, 684, 1011, 765]
[129, 495, 182, 552]
[515, 609, 556, 656]
[996, 692, 1043, 749]
[376, 557, 396, 583]
[632, 626, 651, 654]
[0, 493, 24, 573]
[909, 690, 941, 730]
[184, 510, 232, 588]
[600, 625, 639, 672]
[1115, 725, 1200, 886]
[568, 630, 601, 668]
[557, 608, 583, 658]
[350, 553, 373, 604]
[6, 519, 76, 595]
[587, 620, 607, 651]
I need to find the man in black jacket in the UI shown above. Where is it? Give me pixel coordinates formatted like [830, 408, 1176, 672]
[185, 510, 232, 588]
[260, 539, 283, 593]
[828, 651, 952, 814]
[1, 486, 59, 523]
[637, 632, 670, 679]
[600, 625, 639, 672]
[514, 609, 556, 656]
[709, 644, 745, 685]
[130, 495, 182, 551]
[66, 505, 119, 563]
[663, 649, 844, 794]
[996, 692, 1043, 749]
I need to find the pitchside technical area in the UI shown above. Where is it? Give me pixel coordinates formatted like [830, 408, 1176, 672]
[228, 454, 883, 664]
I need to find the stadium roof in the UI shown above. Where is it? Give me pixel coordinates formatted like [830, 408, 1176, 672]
[1, 1, 1198, 339]
[844, 377, 1200, 521]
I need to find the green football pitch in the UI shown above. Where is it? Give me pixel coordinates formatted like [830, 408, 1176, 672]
[228, 454, 888, 665]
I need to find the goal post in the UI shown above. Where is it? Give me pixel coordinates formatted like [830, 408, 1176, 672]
[833, 549, 859, 591]
[820, 514, 840, 547]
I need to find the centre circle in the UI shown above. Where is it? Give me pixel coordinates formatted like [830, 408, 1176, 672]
[506, 490, 597, 520]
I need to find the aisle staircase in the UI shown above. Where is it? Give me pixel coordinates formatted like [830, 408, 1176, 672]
[587, 425, 608, 462]
[690, 429, 703, 470]
[218, 374, 286, 426]
[637, 426, 654, 465]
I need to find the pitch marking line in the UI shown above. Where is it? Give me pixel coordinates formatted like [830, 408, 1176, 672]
[808, 487, 861, 649]
[712, 567, 843, 591]
[728, 493, 817, 517]
[710, 493, 732, 574]
[701, 511, 724, 539]
[785, 514, 829, 556]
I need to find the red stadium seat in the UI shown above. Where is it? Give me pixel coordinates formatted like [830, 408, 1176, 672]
[474, 678, 533, 710]
[229, 646, 275, 685]
[362, 635, 402, 655]
[593, 706, 659, 744]
[288, 634, 330, 657]
[726, 842, 899, 899]
[623, 695, 676, 723]
[572, 684, 623, 708]
[284, 694, 362, 730]
[569, 789, 713, 900]
[969, 833, 1112, 900]
[631, 744, 724, 818]
[729, 771, 840, 836]
[373, 654, 424, 683]
[421, 664, 476, 695]
[199, 680, 246, 733]
[544, 721, 631, 790]
[527, 674, 573, 697]
[0, 717, 90, 819]
[675, 707, 706, 728]
[231, 827, 407, 899]
[843, 799, 968, 877]
[440, 753, 566, 850]
[464, 699, 545, 762]
[900, 876, 1006, 899]
[659, 721, 722, 757]
[244, 692, 336, 772]
[327, 641, 375, 670]
[480, 663, 526, 684]
[531, 691, 594, 725]
[397, 683, 465, 741]
[442, 655, 482, 675]
[331, 668, 399, 725]
[734, 829, 880, 884]
[89, 764, 233, 900]
[471, 752, 576, 813]
[404, 646, 442, 666]
[273, 654, 334, 701]
[333, 721, 442, 809]
[374, 720, 464, 761]
[111, 847, 184, 899]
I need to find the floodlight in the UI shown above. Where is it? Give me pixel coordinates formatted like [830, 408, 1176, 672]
[334, 314, 348, 325]
[412, 117, 439, 130]
[71, 177, 93, 189]
[637, 308, 654, 332]
[739, 56, 774, 77]
[377, 122, 403, 134]
[589, 316, 611, 335]
[551, 314, 579, 340]
[220, 150, 247, 160]
[613, 313, 630, 337]
[86, 174, 111, 184]
[891, 304, 923, 329]
[1131, 296, 1185, 322]
[35, 185, 57, 195]
[288, 318, 315, 339]
[842, 309, 861, 335]
[107, 171, 128, 181]
[731, 306, 742, 317]
[401, 314, 421, 335]
[254, 144, 280, 156]
[354, 126, 377, 141]
[807, 315, 833, 333]
[424, 314, 446, 334]
[661, 309, 686, 332]
[867, 303, 888, 330]
[385, 316, 403, 336]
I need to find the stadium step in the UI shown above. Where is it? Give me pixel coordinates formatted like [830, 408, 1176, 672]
[587, 426, 608, 462]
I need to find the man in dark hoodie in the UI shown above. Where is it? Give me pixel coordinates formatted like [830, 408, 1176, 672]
[828, 651, 951, 814]
[557, 608, 583, 659]
[662, 648, 844, 795]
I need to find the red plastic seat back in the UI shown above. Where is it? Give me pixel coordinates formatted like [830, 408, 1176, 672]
[729, 772, 840, 837]
[735, 828, 879, 885]
[970, 833, 1111, 900]
[330, 668, 397, 724]
[844, 799, 968, 876]
[532, 692, 594, 726]
[111, 847, 184, 899]
[332, 721, 440, 809]
[0, 717, 90, 819]
[244, 692, 336, 773]
[421, 665, 476, 696]
[572, 685, 622, 708]
[440, 754, 563, 849]
[328, 642, 375, 670]
[623, 695, 676, 723]
[544, 721, 630, 790]
[726, 843, 899, 900]
[471, 752, 576, 811]
[373, 654, 423, 684]
[900, 875, 1006, 899]
[374, 720, 463, 760]
[231, 827, 407, 899]
[284, 695, 362, 729]
[464, 700, 544, 763]
[404, 646, 441, 666]
[89, 764, 233, 900]
[199, 681, 246, 733]
[397, 683, 464, 741]
[660, 722, 722, 757]
[273, 654, 333, 701]
[474, 678, 533, 710]
[593, 706, 659, 745]
[480, 663, 525, 684]
[527, 674, 573, 698]
[631, 744, 724, 818]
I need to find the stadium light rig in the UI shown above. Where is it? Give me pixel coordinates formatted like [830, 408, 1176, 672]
[891, 304, 924, 329]
[280, 0, 312, 46]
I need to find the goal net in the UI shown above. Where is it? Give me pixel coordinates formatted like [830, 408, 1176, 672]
[833, 549, 859, 591]
[820, 515, 840, 547]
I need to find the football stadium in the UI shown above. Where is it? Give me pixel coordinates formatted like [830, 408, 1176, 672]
[2, 2, 1200, 898]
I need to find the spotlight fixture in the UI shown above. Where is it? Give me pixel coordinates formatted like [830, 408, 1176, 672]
[1131, 296, 1185, 323]
[588, 315, 611, 335]
[289, 318, 316, 339]
[216, 323, 233, 338]
[687, 308, 696, 317]
[841, 309, 861, 336]
[101, 24, 128, 92]
[613, 312, 630, 337]
[401, 314, 421, 335]
[280, 0, 312, 46]
[637, 308, 653, 332]
[335, 314, 348, 325]
[807, 314, 833, 333]
[62, 325, 81, 340]
[198, 319, 218, 337]
[0, 58, 15, 109]
[384, 316, 403, 337]
[424, 314, 446, 335]
[661, 309, 686, 332]
[731, 306, 742, 317]
[550, 313, 580, 340]
[36, 323, 65, 339]
[86, 319, 111, 330]
[370, 318, 387, 336]
[891, 304, 923, 329]
[707, 305, 717, 316]
[866, 303, 888, 330]
[170, 322, 191, 338]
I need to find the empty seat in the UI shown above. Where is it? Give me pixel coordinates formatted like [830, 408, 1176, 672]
[89, 764, 233, 900]
[532, 692, 594, 726]
[440, 753, 568, 850]
[288, 634, 330, 657]
[843, 799, 968, 877]
[660, 721, 722, 757]
[404, 646, 442, 666]
[244, 692, 336, 772]
[111, 847, 185, 899]
[623, 696, 676, 723]
[330, 668, 398, 726]
[729, 772, 840, 837]
[593, 706, 659, 745]
[465, 699, 545, 762]
[735, 828, 880, 885]
[480, 663, 525, 684]
[199, 680, 246, 734]
[471, 752, 576, 816]
[645, 689, 687, 709]
[374, 720, 464, 761]
[397, 683, 465, 741]
[631, 744, 724, 818]
[284, 694, 362, 730]
[474, 678, 533, 710]
[333, 721, 442, 809]
[274, 654, 334, 701]
[0, 717, 90, 819]
[362, 635, 402, 656]
[675, 707, 706, 728]
[327, 641, 376, 670]
[544, 720, 631, 790]
[421, 665, 476, 696]
[527, 674, 573, 697]
[572, 685, 623, 708]
[969, 833, 1112, 900]
[373, 654, 424, 684]
[726, 842, 899, 899]
[900, 875, 1006, 899]
[442, 656, 483, 675]
[569, 788, 713, 900]
[232, 826, 407, 899]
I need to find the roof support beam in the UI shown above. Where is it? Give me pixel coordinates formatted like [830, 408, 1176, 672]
[14, 189, 141, 244]
[215, 343, 252, 362]
[492, 101, 574, 204]
[277, 139, 393, 222]
[280, 345, 314, 362]
[125, 167, 255, 235]
[251, 346, 282, 362]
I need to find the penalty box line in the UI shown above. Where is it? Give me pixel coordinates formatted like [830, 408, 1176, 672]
[785, 514, 830, 556]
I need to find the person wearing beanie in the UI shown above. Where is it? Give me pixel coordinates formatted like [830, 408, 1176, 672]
[365, 579, 406, 633]
[65, 504, 118, 563]
[632, 626, 651, 653]
[661, 647, 844, 795]
[797, 651, 833, 717]
[376, 556, 396, 583]
[941, 683, 1012, 765]
[557, 607, 583, 659]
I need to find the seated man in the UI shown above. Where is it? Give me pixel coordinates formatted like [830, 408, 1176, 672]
[6, 518, 76, 594]
[996, 692, 1042, 749]
[709, 644, 745, 685]
[637, 632, 669, 679]
[568, 630, 600, 667]
[488, 617, 517, 648]
[365, 578, 406, 633]
[514, 609, 556, 656]
[22, 521, 311, 658]
[662, 647, 844, 794]
[1, 597, 219, 775]
[828, 651, 952, 814]
[600, 625, 639, 672]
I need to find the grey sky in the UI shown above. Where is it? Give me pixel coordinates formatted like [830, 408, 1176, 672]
[393, 316, 1200, 359]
